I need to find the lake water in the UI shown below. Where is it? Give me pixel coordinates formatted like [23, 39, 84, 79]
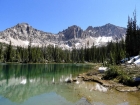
[0, 63, 140, 105]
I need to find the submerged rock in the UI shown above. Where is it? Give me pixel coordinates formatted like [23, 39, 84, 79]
[75, 97, 92, 105]
[65, 78, 72, 83]
[78, 71, 140, 92]
[67, 79, 72, 83]
[116, 86, 139, 92]
[73, 78, 77, 82]
[81, 73, 123, 87]
[138, 85, 140, 89]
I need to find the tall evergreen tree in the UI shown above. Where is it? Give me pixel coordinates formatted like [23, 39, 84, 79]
[28, 38, 32, 62]
[125, 10, 140, 56]
[6, 41, 13, 62]
[125, 17, 133, 56]
[0, 43, 3, 61]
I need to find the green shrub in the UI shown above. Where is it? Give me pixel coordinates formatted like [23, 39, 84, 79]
[103, 66, 121, 80]
[118, 73, 134, 85]
[103, 66, 134, 85]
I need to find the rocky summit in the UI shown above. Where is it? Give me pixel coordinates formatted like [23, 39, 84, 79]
[0, 23, 126, 49]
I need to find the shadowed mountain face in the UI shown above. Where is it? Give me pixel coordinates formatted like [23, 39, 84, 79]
[59, 25, 84, 40]
[0, 23, 126, 48]
[86, 23, 126, 39]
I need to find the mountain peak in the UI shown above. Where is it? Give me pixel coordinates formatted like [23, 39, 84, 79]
[67, 25, 81, 29]
[15, 23, 31, 29]
[106, 23, 112, 25]
[86, 26, 94, 31]
[17, 23, 30, 26]
[61, 25, 83, 40]
[104, 23, 116, 27]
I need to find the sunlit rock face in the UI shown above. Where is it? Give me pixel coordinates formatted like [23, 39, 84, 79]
[0, 23, 126, 49]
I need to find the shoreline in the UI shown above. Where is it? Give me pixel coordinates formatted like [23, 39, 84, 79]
[77, 73, 139, 92]
[1, 62, 140, 92]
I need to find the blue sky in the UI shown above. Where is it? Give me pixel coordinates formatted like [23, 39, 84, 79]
[0, 0, 140, 33]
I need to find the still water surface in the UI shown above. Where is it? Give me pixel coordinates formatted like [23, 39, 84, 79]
[0, 63, 140, 105]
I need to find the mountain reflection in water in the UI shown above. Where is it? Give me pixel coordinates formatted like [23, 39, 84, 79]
[0, 63, 92, 104]
[0, 63, 140, 105]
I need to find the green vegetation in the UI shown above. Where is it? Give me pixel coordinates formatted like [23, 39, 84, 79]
[125, 10, 140, 57]
[0, 39, 126, 64]
[103, 66, 134, 86]
[103, 66, 121, 80]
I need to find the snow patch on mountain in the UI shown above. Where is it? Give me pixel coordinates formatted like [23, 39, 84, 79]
[94, 36, 113, 46]
[96, 36, 112, 43]
[10, 37, 30, 47]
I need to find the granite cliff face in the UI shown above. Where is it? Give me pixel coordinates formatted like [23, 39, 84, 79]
[0, 23, 126, 49]
[59, 25, 83, 40]
[86, 23, 126, 39]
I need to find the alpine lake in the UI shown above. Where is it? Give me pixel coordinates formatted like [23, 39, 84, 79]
[0, 63, 140, 105]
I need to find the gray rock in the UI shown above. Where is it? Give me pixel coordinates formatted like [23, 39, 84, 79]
[60, 25, 83, 40]
[116, 86, 139, 92]
[86, 23, 126, 39]
[75, 97, 92, 105]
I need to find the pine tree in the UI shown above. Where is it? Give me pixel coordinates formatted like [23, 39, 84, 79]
[0, 43, 3, 61]
[80, 48, 84, 62]
[137, 27, 140, 53]
[132, 10, 137, 55]
[28, 38, 32, 62]
[15, 47, 21, 62]
[125, 10, 139, 56]
[6, 41, 13, 62]
[125, 16, 133, 57]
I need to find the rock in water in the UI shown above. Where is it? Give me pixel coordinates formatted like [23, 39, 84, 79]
[116, 86, 139, 92]
[75, 97, 92, 105]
